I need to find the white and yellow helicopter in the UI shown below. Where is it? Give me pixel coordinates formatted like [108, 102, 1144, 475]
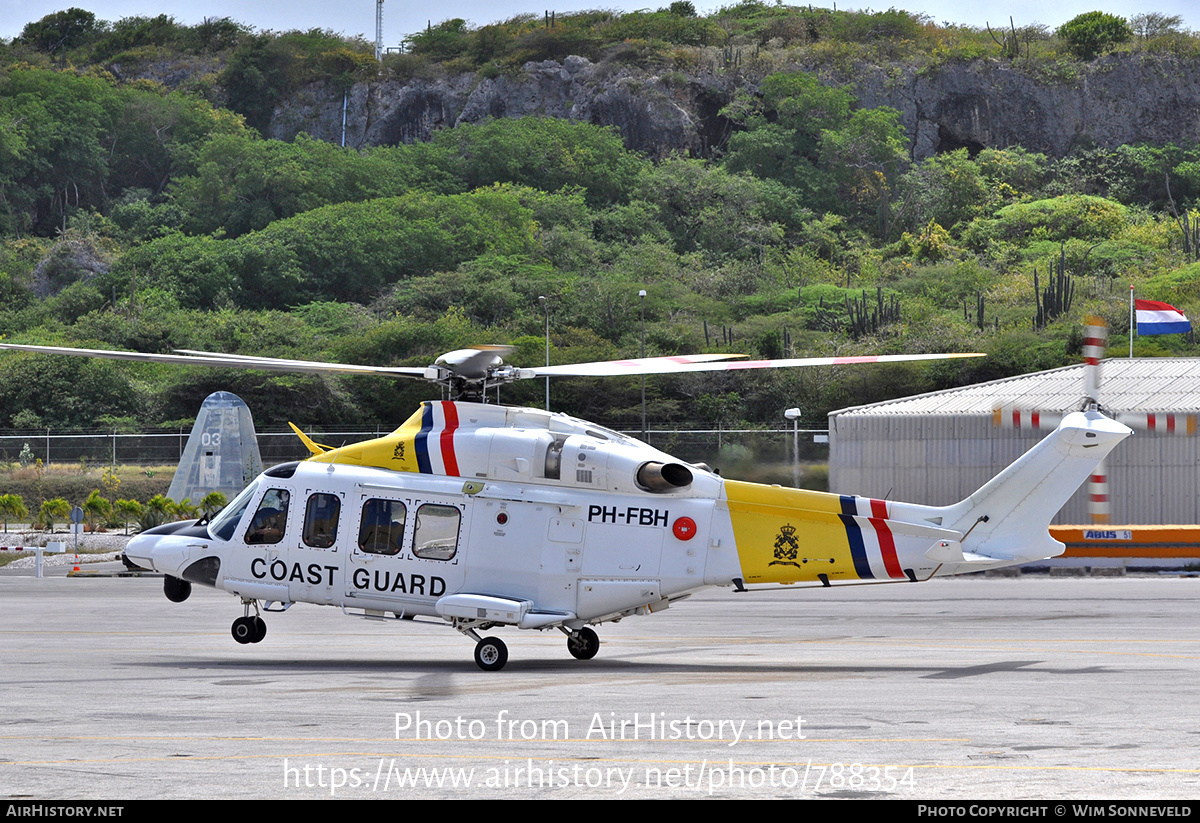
[0, 342, 1130, 670]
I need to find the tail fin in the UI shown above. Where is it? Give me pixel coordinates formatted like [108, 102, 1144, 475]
[892, 410, 1131, 564]
[167, 391, 264, 503]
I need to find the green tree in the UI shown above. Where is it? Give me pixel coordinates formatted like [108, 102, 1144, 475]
[174, 498, 200, 520]
[82, 489, 112, 531]
[219, 30, 373, 134]
[19, 8, 99, 53]
[897, 150, 990, 234]
[139, 495, 175, 531]
[407, 19, 472, 61]
[819, 107, 909, 238]
[0, 493, 29, 532]
[201, 492, 227, 517]
[1056, 11, 1132, 60]
[113, 499, 143, 535]
[38, 498, 70, 531]
[0, 66, 244, 236]
[432, 118, 647, 208]
[0, 69, 116, 234]
[1129, 12, 1183, 39]
[0, 356, 142, 429]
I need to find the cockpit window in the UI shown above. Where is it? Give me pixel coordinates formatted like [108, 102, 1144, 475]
[245, 488, 290, 545]
[209, 480, 259, 542]
[358, 499, 406, 555]
[302, 493, 340, 549]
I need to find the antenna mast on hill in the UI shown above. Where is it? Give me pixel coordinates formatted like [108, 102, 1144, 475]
[375, 0, 384, 60]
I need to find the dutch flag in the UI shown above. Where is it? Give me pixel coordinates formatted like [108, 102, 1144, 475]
[1135, 299, 1191, 336]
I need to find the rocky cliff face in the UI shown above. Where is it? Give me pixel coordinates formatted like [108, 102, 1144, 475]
[268, 56, 726, 158]
[853, 53, 1200, 159]
[267, 52, 1200, 160]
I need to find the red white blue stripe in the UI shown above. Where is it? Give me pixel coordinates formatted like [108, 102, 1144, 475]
[838, 495, 907, 580]
[414, 401, 461, 476]
[1135, 299, 1191, 336]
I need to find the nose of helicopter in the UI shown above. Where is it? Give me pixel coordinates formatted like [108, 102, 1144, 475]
[123, 531, 159, 571]
[124, 531, 199, 577]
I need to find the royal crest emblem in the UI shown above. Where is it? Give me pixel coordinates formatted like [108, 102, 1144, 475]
[769, 523, 802, 568]
[393, 442, 405, 460]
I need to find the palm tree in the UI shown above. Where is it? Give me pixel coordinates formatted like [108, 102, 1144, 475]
[113, 499, 143, 536]
[201, 492, 227, 517]
[38, 498, 70, 532]
[174, 497, 200, 521]
[0, 493, 28, 532]
[139, 495, 175, 532]
[83, 490, 112, 531]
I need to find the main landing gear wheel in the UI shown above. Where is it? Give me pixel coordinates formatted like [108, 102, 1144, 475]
[474, 637, 508, 671]
[566, 627, 600, 660]
[231, 616, 267, 644]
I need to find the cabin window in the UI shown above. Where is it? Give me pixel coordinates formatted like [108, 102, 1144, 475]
[245, 488, 290, 545]
[302, 493, 341, 549]
[413, 503, 460, 560]
[358, 499, 406, 556]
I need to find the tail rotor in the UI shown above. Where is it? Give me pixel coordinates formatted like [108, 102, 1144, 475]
[993, 316, 1117, 524]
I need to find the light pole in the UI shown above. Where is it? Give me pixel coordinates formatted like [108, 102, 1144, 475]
[538, 295, 549, 410]
[784, 407, 801, 488]
[639, 289, 647, 441]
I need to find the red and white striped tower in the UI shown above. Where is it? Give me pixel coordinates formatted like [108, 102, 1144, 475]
[1083, 317, 1109, 523]
[1082, 316, 1106, 408]
[1088, 459, 1111, 524]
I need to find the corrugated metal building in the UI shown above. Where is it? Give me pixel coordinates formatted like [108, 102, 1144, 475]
[828, 358, 1200, 525]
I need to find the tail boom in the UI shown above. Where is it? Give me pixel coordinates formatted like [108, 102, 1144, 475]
[714, 411, 1131, 587]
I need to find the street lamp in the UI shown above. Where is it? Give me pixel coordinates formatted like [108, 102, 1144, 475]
[538, 295, 549, 410]
[784, 407, 801, 488]
[639, 289, 647, 441]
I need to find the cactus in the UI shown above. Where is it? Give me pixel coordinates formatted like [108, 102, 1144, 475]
[986, 17, 1023, 60]
[1033, 249, 1075, 330]
[845, 287, 901, 340]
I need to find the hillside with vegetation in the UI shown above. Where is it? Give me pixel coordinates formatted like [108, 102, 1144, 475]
[2, 2, 1200, 451]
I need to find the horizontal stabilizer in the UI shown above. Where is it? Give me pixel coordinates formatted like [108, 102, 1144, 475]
[288, 423, 332, 456]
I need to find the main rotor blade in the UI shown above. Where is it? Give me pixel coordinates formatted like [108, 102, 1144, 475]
[528, 351, 983, 377]
[524, 353, 746, 377]
[0, 343, 427, 377]
[172, 348, 427, 375]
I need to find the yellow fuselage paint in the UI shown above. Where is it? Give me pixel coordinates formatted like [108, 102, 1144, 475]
[724, 480, 862, 585]
[308, 406, 426, 472]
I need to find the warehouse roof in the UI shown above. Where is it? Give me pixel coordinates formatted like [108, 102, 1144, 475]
[831, 358, 1200, 418]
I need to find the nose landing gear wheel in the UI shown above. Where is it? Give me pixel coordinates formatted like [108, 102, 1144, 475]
[566, 627, 600, 660]
[474, 637, 508, 671]
[164, 576, 191, 603]
[232, 616, 267, 644]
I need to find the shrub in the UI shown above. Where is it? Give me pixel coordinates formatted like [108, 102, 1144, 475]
[1056, 11, 1132, 61]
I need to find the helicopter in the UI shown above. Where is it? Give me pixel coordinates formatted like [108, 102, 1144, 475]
[0, 341, 1130, 670]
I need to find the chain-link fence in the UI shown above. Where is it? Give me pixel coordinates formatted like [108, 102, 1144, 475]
[0, 425, 830, 481]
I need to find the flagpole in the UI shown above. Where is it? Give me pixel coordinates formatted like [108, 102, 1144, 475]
[1129, 285, 1134, 358]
